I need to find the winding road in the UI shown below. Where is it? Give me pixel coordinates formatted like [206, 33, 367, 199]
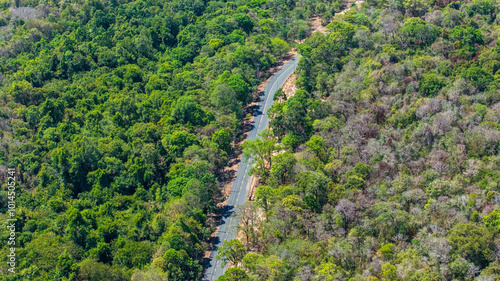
[203, 56, 300, 281]
[203, 2, 365, 280]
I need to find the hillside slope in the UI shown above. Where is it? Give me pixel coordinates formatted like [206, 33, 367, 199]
[0, 0, 352, 280]
[217, 0, 500, 280]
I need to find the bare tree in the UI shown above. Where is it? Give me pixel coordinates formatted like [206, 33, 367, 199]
[423, 236, 450, 264]
[424, 10, 444, 26]
[432, 111, 456, 136]
[379, 13, 401, 42]
[416, 98, 442, 119]
[335, 199, 357, 232]
[447, 78, 476, 104]
[296, 266, 313, 281]
[10, 7, 41, 21]
[428, 149, 450, 175]
[237, 201, 260, 250]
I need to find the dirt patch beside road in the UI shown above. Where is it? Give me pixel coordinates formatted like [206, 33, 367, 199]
[282, 73, 298, 99]
[310, 15, 327, 34]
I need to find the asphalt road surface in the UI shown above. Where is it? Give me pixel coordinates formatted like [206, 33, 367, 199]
[203, 55, 300, 281]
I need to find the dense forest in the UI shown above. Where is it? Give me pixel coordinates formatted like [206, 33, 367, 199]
[2, 0, 500, 280]
[218, 0, 500, 280]
[0, 0, 345, 279]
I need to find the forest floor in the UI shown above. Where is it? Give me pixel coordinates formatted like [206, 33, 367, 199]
[338, 0, 364, 15]
[310, 15, 327, 34]
[280, 65, 299, 100]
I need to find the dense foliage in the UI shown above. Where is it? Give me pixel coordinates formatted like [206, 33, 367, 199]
[0, 0, 350, 280]
[220, 0, 500, 280]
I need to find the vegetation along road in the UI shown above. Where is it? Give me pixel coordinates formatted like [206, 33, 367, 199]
[204, 56, 300, 281]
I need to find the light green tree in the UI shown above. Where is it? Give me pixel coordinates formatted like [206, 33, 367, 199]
[242, 130, 280, 180]
[216, 239, 247, 267]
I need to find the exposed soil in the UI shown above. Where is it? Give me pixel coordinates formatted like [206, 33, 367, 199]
[247, 176, 259, 201]
[281, 73, 298, 100]
[296, 0, 364, 44]
[235, 206, 265, 252]
[338, 0, 364, 16]
[294, 15, 326, 44]
[310, 15, 327, 34]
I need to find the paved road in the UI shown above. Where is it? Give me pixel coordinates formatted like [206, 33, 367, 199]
[203, 55, 300, 281]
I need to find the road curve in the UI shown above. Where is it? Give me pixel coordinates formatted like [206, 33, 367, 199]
[203, 55, 300, 281]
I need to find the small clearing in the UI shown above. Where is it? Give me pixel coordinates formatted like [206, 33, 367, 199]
[310, 15, 327, 34]
[280, 72, 298, 100]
